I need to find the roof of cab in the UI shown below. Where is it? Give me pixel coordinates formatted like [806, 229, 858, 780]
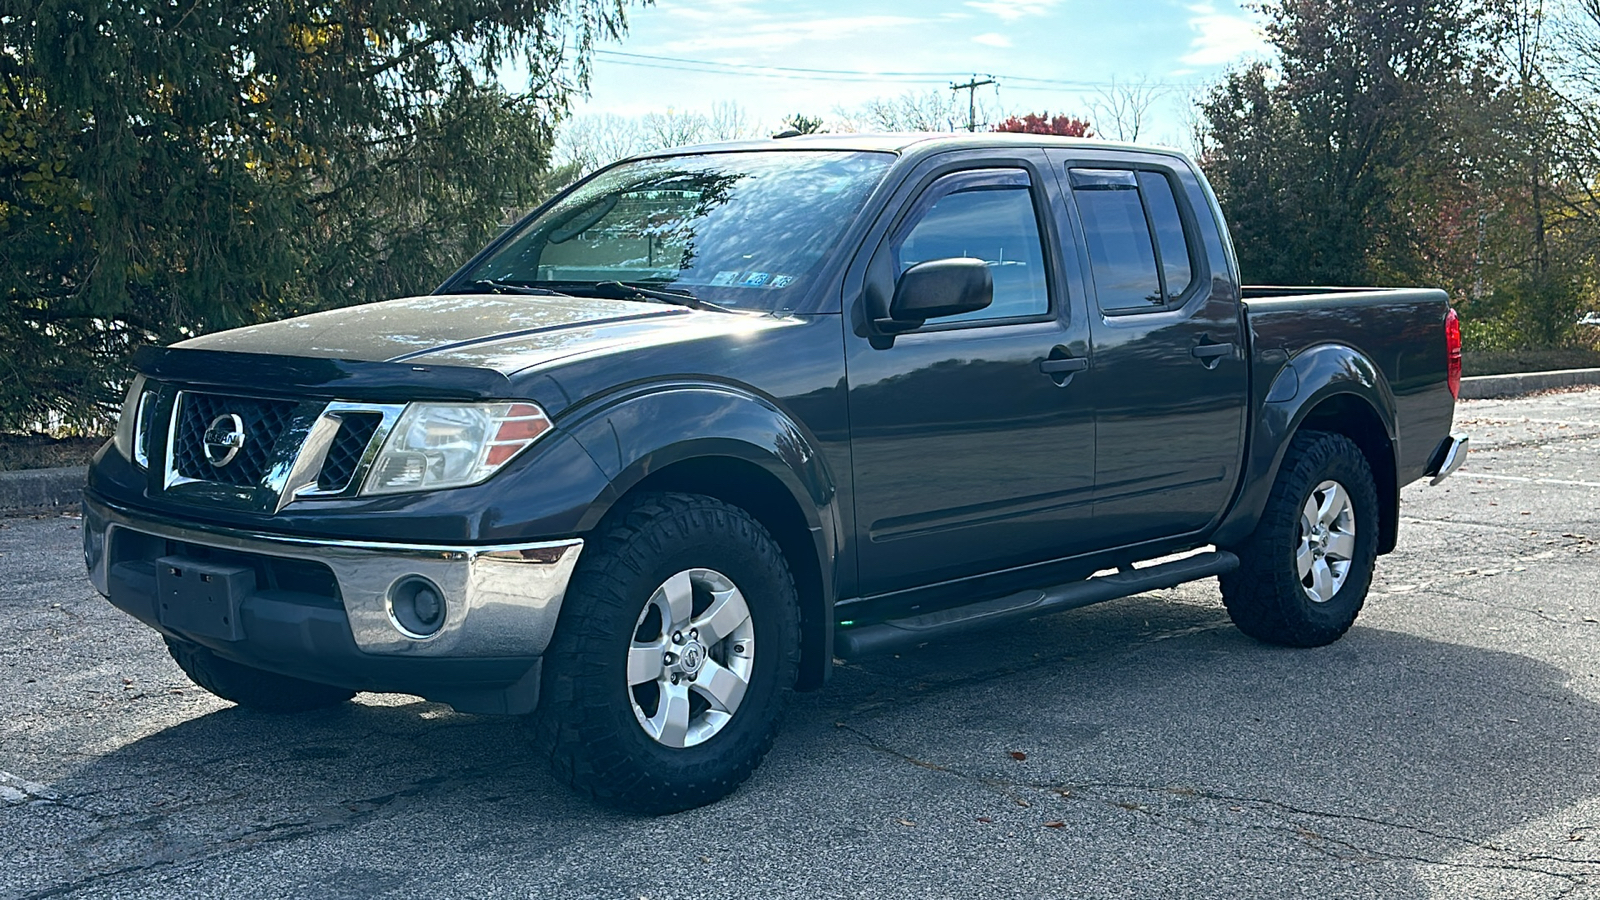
[627, 131, 1193, 162]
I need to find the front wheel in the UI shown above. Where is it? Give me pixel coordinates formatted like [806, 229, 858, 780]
[1220, 431, 1380, 647]
[534, 493, 801, 814]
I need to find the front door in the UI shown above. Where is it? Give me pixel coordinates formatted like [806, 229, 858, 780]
[1047, 155, 1247, 547]
[846, 159, 1096, 596]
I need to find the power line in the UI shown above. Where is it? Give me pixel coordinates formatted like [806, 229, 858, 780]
[592, 55, 947, 85]
[594, 49, 973, 80]
[590, 49, 1209, 90]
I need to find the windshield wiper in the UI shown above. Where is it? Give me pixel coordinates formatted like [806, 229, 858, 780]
[587, 281, 744, 315]
[594, 281, 700, 308]
[443, 279, 565, 297]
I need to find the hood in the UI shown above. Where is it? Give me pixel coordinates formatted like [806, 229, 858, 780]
[175, 294, 791, 375]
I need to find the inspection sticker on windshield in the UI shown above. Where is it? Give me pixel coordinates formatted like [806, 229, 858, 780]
[741, 272, 770, 287]
[711, 271, 741, 286]
[770, 275, 795, 288]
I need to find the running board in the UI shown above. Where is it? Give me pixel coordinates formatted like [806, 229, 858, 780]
[835, 550, 1240, 658]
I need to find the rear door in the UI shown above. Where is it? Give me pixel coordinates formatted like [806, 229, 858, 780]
[1044, 150, 1247, 547]
[844, 151, 1097, 596]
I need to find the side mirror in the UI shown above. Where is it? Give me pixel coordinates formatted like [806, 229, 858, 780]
[887, 258, 993, 326]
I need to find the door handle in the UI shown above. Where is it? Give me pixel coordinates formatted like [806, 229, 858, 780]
[1191, 341, 1234, 369]
[1040, 348, 1089, 387]
[1039, 357, 1089, 374]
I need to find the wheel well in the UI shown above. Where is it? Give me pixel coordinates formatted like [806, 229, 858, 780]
[620, 456, 830, 691]
[1297, 394, 1399, 554]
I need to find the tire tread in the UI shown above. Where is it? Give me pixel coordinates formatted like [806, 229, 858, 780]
[1220, 430, 1380, 648]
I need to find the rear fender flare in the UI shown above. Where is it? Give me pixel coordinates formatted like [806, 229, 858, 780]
[1215, 344, 1399, 550]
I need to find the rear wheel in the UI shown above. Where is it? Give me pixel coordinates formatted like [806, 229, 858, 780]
[165, 638, 355, 712]
[1220, 431, 1379, 647]
[535, 492, 800, 814]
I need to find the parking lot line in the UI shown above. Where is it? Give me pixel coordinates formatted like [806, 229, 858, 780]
[1463, 471, 1600, 489]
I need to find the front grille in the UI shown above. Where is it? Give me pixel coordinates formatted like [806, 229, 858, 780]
[316, 413, 382, 492]
[172, 392, 299, 487]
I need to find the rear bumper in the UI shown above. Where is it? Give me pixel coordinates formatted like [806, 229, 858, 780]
[1425, 432, 1469, 486]
[82, 493, 583, 714]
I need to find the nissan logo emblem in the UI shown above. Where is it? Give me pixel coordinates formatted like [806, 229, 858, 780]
[202, 413, 247, 467]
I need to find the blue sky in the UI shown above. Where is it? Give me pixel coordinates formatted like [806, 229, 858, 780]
[565, 0, 1272, 147]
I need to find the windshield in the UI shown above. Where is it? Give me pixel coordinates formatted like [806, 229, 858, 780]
[461, 150, 894, 310]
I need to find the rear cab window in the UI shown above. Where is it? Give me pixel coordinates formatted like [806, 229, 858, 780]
[1068, 167, 1199, 314]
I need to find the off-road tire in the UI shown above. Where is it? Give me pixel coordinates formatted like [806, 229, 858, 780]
[534, 492, 801, 815]
[1220, 430, 1380, 647]
[165, 638, 356, 712]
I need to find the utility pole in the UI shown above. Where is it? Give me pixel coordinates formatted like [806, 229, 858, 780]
[950, 75, 996, 132]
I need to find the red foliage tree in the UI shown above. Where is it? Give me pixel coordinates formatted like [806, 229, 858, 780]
[992, 112, 1093, 137]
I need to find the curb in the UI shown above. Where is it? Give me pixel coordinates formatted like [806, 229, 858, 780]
[1460, 367, 1600, 400]
[0, 466, 86, 513]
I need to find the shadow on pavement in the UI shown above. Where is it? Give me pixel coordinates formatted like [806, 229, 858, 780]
[9, 596, 1600, 899]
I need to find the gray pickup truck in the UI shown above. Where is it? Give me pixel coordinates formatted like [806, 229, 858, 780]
[84, 134, 1467, 812]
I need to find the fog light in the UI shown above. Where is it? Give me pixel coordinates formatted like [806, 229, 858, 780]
[388, 576, 447, 639]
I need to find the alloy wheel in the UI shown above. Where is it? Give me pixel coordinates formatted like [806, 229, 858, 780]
[626, 568, 756, 748]
[1297, 479, 1356, 603]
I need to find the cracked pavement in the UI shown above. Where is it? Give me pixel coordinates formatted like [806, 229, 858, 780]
[5, 389, 1600, 898]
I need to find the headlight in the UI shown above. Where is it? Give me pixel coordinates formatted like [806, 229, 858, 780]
[111, 376, 158, 468]
[361, 402, 552, 495]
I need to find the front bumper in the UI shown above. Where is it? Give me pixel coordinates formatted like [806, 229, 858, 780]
[82, 493, 583, 713]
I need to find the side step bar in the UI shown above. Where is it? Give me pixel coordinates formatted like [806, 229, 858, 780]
[835, 550, 1240, 658]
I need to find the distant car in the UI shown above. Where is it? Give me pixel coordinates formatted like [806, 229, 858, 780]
[84, 134, 1468, 813]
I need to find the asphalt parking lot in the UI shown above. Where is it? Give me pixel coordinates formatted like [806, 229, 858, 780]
[4, 389, 1600, 899]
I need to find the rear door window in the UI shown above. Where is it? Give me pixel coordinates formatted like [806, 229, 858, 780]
[1137, 171, 1196, 300]
[1069, 168, 1197, 313]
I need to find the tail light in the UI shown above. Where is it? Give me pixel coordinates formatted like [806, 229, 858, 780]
[1445, 308, 1462, 400]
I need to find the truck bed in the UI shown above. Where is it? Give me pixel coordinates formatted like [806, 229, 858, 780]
[1241, 285, 1456, 483]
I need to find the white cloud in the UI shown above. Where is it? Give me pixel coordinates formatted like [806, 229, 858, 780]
[972, 32, 1013, 47]
[662, 15, 925, 52]
[1181, 3, 1269, 66]
[964, 0, 1061, 22]
[658, 0, 763, 23]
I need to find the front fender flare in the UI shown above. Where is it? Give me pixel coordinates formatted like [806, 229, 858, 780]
[561, 383, 842, 689]
[565, 383, 837, 533]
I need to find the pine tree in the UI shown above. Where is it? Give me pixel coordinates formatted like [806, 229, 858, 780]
[0, 0, 632, 430]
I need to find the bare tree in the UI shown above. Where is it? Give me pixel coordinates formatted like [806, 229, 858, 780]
[1563, 0, 1600, 88]
[848, 89, 961, 132]
[1549, 1, 1600, 242]
[552, 113, 649, 174]
[1087, 76, 1166, 143]
[553, 103, 775, 177]
[707, 101, 759, 140]
[641, 108, 712, 149]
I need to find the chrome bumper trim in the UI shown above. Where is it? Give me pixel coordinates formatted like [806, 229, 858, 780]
[82, 495, 582, 658]
[1426, 432, 1469, 486]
